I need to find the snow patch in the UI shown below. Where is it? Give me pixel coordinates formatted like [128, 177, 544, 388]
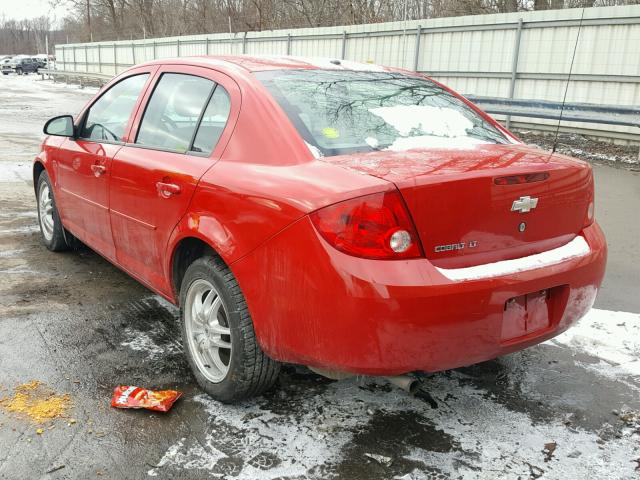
[553, 308, 640, 380]
[291, 56, 384, 72]
[0, 248, 26, 258]
[0, 211, 38, 219]
[370, 104, 473, 137]
[0, 162, 32, 183]
[149, 307, 640, 479]
[0, 225, 39, 236]
[305, 141, 323, 159]
[384, 135, 488, 151]
[120, 327, 182, 360]
[437, 235, 590, 281]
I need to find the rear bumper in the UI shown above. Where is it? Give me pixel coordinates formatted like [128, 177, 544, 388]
[232, 218, 607, 376]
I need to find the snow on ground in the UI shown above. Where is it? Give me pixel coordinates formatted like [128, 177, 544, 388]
[17, 73, 100, 96]
[552, 309, 640, 382]
[145, 307, 640, 479]
[120, 326, 183, 361]
[0, 162, 32, 183]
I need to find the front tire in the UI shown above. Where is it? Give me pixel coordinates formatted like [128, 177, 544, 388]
[37, 171, 68, 251]
[180, 256, 280, 403]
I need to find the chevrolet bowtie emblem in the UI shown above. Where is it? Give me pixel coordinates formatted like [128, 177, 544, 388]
[511, 196, 539, 213]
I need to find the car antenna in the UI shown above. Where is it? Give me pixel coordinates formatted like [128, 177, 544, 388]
[552, 7, 586, 155]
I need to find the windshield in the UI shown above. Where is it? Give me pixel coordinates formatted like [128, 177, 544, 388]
[256, 69, 510, 157]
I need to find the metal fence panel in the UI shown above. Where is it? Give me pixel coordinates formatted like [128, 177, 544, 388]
[55, 5, 640, 142]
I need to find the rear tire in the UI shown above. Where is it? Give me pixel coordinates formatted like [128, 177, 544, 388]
[180, 256, 281, 403]
[36, 171, 68, 252]
[16, 68, 22, 75]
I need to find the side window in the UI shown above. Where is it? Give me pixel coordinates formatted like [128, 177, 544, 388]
[81, 74, 148, 142]
[192, 86, 231, 155]
[136, 73, 214, 153]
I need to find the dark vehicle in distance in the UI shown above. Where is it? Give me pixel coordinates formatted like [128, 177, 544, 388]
[2, 57, 39, 75]
[32, 57, 47, 69]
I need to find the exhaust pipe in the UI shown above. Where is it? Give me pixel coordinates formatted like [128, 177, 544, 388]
[383, 375, 418, 393]
[309, 367, 418, 394]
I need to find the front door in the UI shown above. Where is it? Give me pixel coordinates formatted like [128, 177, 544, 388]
[55, 72, 153, 260]
[108, 66, 235, 293]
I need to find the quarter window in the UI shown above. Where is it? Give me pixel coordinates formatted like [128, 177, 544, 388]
[136, 73, 214, 153]
[81, 74, 149, 142]
[191, 86, 231, 155]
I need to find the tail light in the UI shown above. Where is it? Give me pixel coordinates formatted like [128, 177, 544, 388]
[494, 172, 549, 185]
[310, 191, 423, 260]
[584, 200, 594, 227]
[584, 170, 595, 228]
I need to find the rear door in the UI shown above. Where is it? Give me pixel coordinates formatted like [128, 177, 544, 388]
[108, 65, 237, 293]
[55, 70, 154, 260]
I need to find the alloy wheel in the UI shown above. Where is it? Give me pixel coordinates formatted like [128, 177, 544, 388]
[184, 278, 232, 383]
[38, 182, 54, 242]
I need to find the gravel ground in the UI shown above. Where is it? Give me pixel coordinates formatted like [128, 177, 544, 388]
[515, 129, 640, 170]
[1, 74, 640, 480]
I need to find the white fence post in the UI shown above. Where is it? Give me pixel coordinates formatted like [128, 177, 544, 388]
[506, 18, 524, 129]
[413, 25, 422, 71]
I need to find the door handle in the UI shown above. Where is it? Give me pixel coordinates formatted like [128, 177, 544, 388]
[156, 181, 181, 198]
[91, 164, 107, 177]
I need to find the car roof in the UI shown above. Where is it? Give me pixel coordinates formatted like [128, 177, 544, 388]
[142, 55, 392, 73]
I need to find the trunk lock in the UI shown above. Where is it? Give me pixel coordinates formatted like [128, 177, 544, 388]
[518, 222, 527, 233]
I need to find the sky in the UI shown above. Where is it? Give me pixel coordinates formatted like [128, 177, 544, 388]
[0, 0, 69, 24]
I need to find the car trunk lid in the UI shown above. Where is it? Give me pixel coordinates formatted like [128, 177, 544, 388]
[324, 144, 593, 268]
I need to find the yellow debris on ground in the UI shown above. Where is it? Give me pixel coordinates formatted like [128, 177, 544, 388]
[0, 381, 71, 424]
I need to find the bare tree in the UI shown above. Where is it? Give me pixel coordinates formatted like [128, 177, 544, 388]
[5, 0, 632, 49]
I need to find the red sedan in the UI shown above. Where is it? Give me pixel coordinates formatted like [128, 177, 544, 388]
[35, 56, 606, 402]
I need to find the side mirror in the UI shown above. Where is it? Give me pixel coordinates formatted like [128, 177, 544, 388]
[44, 115, 75, 137]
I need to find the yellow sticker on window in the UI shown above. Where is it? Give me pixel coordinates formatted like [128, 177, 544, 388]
[321, 127, 340, 139]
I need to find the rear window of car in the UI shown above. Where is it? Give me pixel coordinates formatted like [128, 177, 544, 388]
[255, 69, 510, 157]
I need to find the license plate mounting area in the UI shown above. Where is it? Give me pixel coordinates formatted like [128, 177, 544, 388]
[501, 288, 560, 342]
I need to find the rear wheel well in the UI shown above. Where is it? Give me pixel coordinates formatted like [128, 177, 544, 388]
[33, 162, 45, 194]
[171, 237, 218, 302]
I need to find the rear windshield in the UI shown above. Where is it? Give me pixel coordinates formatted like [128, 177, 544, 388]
[256, 69, 510, 157]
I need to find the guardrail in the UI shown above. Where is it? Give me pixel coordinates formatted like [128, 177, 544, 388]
[39, 68, 111, 87]
[467, 95, 640, 160]
[467, 96, 640, 129]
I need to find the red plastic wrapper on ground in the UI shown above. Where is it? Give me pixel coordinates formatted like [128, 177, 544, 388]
[110, 385, 182, 412]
